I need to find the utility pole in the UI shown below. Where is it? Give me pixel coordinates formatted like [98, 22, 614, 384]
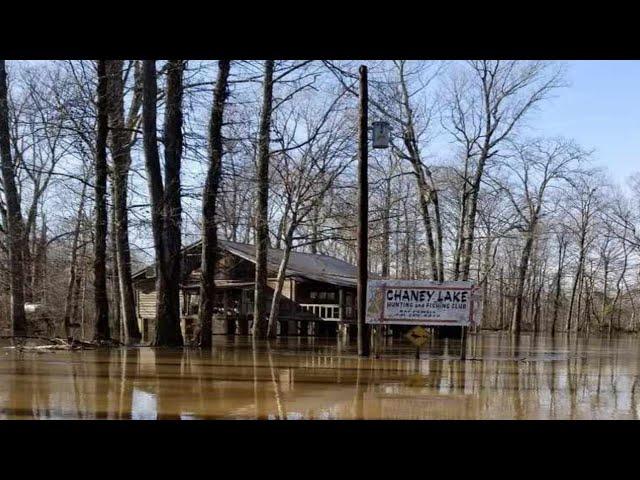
[357, 65, 370, 357]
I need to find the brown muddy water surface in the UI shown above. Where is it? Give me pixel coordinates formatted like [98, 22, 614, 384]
[1, 332, 639, 419]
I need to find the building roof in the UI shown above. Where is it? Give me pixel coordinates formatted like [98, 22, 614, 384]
[133, 239, 361, 288]
[218, 240, 358, 287]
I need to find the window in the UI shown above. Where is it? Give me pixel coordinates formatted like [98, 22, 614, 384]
[310, 291, 336, 302]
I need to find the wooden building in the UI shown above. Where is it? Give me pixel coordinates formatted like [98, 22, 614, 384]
[132, 240, 359, 342]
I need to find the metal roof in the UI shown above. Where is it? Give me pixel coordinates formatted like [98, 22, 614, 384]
[218, 240, 358, 287]
[134, 240, 361, 287]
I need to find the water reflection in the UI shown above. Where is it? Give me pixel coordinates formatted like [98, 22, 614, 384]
[1, 332, 640, 419]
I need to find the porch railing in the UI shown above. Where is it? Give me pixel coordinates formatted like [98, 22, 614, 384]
[298, 304, 342, 321]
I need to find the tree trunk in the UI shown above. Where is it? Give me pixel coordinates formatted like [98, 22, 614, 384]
[64, 181, 87, 339]
[23, 231, 33, 303]
[603, 257, 610, 335]
[156, 60, 185, 347]
[71, 237, 86, 330]
[309, 191, 324, 255]
[0, 60, 27, 336]
[612, 231, 628, 333]
[142, 60, 170, 346]
[480, 233, 493, 327]
[397, 62, 443, 282]
[498, 267, 505, 329]
[551, 236, 566, 334]
[252, 60, 274, 339]
[93, 59, 110, 342]
[199, 60, 231, 347]
[381, 176, 391, 277]
[566, 236, 585, 332]
[109, 180, 122, 342]
[532, 260, 544, 332]
[267, 224, 294, 338]
[511, 228, 535, 334]
[453, 156, 470, 280]
[31, 215, 47, 303]
[105, 60, 141, 344]
[460, 144, 490, 281]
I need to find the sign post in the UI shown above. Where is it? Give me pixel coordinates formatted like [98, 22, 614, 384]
[406, 325, 429, 359]
[366, 279, 481, 358]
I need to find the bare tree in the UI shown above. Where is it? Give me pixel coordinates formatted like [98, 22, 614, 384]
[444, 60, 566, 281]
[64, 176, 88, 339]
[105, 60, 141, 344]
[490, 138, 585, 333]
[550, 227, 569, 334]
[563, 174, 602, 332]
[266, 98, 352, 337]
[199, 60, 231, 347]
[93, 60, 110, 342]
[252, 60, 274, 339]
[155, 60, 186, 346]
[0, 60, 27, 335]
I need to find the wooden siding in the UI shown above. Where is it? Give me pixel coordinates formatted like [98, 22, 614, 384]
[137, 291, 157, 319]
[132, 243, 359, 333]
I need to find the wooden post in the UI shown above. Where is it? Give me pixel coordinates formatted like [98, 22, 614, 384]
[461, 326, 467, 360]
[338, 288, 345, 341]
[224, 290, 235, 335]
[238, 289, 249, 335]
[357, 65, 370, 357]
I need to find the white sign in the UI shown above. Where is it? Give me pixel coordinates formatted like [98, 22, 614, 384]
[365, 280, 481, 326]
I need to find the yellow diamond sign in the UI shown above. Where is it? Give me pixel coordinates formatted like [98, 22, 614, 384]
[406, 326, 429, 347]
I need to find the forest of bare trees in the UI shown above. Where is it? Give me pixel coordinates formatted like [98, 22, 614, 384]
[2, 59, 640, 345]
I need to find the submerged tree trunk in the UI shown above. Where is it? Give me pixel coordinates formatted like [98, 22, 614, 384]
[566, 237, 585, 332]
[252, 60, 274, 339]
[142, 60, 170, 346]
[105, 60, 141, 344]
[0, 60, 27, 336]
[602, 255, 610, 335]
[70, 236, 86, 331]
[267, 224, 294, 338]
[93, 60, 110, 342]
[199, 60, 231, 347]
[64, 181, 87, 339]
[480, 232, 493, 327]
[511, 227, 536, 334]
[612, 230, 629, 333]
[156, 60, 185, 347]
[109, 180, 122, 342]
[551, 236, 567, 334]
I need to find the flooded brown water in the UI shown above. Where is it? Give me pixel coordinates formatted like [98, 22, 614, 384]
[1, 332, 639, 419]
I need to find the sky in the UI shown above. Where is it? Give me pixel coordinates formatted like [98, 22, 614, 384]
[530, 60, 640, 186]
